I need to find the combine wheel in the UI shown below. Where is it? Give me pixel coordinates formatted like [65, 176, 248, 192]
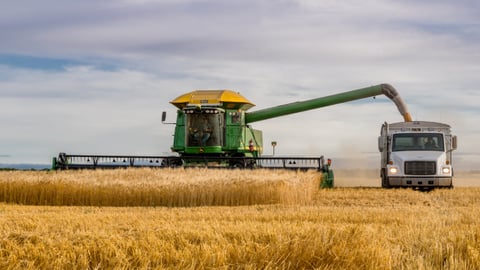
[246, 159, 256, 169]
[229, 158, 256, 169]
[161, 157, 183, 167]
[230, 160, 245, 168]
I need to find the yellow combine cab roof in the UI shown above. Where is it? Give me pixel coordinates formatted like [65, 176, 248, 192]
[170, 90, 255, 110]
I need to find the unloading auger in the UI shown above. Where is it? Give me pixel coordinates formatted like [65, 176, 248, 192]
[245, 83, 412, 123]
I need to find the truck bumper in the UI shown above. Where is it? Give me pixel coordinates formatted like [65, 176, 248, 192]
[388, 176, 453, 188]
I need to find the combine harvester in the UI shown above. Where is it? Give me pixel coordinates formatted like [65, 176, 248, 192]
[53, 83, 412, 187]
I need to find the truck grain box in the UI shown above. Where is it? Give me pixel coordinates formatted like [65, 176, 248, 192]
[378, 121, 457, 189]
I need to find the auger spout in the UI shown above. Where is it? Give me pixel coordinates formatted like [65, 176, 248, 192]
[380, 84, 412, 122]
[245, 84, 412, 123]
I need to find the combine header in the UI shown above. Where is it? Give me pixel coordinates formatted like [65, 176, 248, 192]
[54, 83, 412, 187]
[53, 153, 329, 171]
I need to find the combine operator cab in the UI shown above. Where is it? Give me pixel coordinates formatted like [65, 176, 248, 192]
[185, 108, 223, 147]
[167, 90, 262, 159]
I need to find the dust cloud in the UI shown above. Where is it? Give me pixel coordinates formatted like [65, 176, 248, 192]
[333, 169, 381, 187]
[454, 171, 480, 187]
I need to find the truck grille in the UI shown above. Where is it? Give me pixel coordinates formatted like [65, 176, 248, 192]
[405, 161, 436, 175]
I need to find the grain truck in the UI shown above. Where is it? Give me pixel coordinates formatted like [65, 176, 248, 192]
[378, 121, 457, 189]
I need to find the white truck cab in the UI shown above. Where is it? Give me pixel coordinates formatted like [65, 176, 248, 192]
[378, 121, 457, 189]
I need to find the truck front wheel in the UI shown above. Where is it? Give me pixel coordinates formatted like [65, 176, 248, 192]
[381, 169, 391, 188]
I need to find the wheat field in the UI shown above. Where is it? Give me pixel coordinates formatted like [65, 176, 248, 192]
[0, 168, 318, 206]
[1, 168, 480, 269]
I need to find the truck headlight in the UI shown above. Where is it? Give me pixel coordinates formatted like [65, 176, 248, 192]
[388, 166, 399, 175]
[442, 166, 451, 174]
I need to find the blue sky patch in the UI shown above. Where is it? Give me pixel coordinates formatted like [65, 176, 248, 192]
[0, 54, 118, 71]
[0, 54, 83, 70]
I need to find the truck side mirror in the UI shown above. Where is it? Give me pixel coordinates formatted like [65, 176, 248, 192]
[452, 135, 457, 150]
[378, 136, 384, 152]
[161, 111, 167, 122]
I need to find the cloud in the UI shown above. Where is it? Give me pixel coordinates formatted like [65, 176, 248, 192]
[0, 66, 183, 161]
[0, 0, 479, 167]
[1, 1, 473, 59]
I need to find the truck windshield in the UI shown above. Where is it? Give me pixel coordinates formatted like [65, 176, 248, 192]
[392, 133, 444, 152]
[186, 112, 223, 147]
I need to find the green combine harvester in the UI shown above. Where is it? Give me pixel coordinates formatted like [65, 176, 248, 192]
[54, 83, 412, 188]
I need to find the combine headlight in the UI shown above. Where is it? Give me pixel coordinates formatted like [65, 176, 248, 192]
[442, 167, 451, 174]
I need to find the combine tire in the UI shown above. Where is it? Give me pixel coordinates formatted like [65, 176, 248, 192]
[161, 157, 183, 167]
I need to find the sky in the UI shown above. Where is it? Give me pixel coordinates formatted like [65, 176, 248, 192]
[0, 0, 479, 169]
